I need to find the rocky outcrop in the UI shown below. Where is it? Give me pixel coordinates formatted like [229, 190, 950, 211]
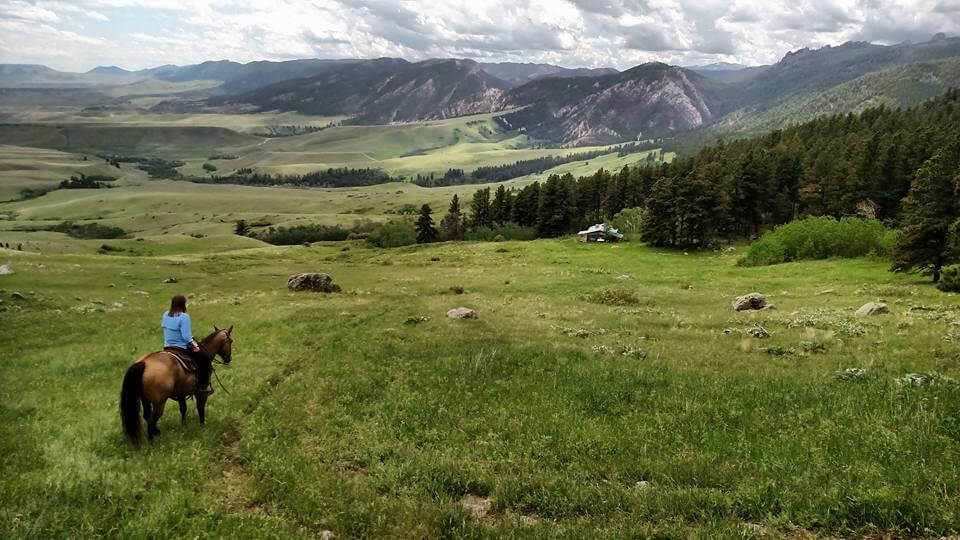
[855, 302, 889, 316]
[447, 307, 477, 319]
[732, 292, 770, 311]
[287, 273, 341, 293]
[500, 63, 722, 144]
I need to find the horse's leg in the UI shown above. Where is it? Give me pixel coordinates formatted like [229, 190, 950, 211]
[178, 397, 188, 425]
[147, 399, 166, 440]
[196, 393, 208, 425]
[141, 397, 152, 422]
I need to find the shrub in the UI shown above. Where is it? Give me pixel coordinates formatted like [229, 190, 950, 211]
[366, 220, 416, 248]
[936, 266, 960, 292]
[610, 206, 645, 236]
[464, 223, 536, 241]
[739, 216, 893, 266]
[51, 221, 127, 239]
[254, 224, 349, 245]
[585, 287, 641, 306]
[202, 163, 217, 172]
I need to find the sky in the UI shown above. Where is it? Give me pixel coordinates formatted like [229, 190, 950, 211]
[0, 0, 958, 72]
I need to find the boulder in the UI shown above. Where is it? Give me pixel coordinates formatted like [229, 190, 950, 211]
[287, 273, 341, 293]
[855, 302, 889, 316]
[10, 291, 24, 300]
[0, 265, 12, 275]
[447, 307, 477, 319]
[732, 292, 767, 311]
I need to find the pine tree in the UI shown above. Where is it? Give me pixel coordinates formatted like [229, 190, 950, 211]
[512, 182, 540, 227]
[439, 195, 463, 240]
[470, 188, 492, 229]
[891, 139, 960, 282]
[491, 185, 513, 225]
[415, 204, 438, 244]
[536, 174, 574, 238]
[234, 219, 250, 236]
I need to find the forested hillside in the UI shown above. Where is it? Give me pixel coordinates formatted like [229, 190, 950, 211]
[445, 89, 960, 249]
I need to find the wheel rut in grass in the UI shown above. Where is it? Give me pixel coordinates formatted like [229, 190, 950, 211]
[211, 359, 306, 524]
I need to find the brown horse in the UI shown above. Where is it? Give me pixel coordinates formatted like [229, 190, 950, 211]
[120, 326, 233, 447]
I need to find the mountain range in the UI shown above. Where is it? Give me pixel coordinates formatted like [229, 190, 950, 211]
[2, 34, 959, 145]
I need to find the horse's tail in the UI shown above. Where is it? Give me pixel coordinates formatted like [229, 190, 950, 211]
[120, 361, 145, 448]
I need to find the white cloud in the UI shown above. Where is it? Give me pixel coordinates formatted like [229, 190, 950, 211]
[0, 0, 959, 72]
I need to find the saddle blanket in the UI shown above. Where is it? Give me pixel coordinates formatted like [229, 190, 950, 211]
[162, 347, 197, 373]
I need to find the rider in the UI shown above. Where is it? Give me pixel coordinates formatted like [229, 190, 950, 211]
[162, 294, 213, 394]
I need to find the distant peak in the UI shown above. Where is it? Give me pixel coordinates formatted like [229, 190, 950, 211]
[88, 65, 130, 75]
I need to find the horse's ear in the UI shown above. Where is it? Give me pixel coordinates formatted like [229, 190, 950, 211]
[214, 325, 219, 332]
[227, 325, 233, 334]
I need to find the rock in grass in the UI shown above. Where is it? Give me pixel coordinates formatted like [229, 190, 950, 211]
[0, 265, 12, 275]
[855, 302, 889, 316]
[460, 494, 491, 519]
[11, 291, 24, 300]
[732, 292, 767, 311]
[163, 277, 178, 283]
[447, 307, 477, 319]
[287, 272, 341, 293]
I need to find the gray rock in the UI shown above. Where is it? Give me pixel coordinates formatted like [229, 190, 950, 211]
[287, 272, 341, 293]
[447, 307, 477, 319]
[11, 292, 24, 300]
[0, 265, 12, 275]
[855, 302, 889, 316]
[163, 277, 178, 284]
[460, 494, 491, 519]
[320, 531, 335, 540]
[617, 274, 631, 281]
[761, 303, 777, 310]
[732, 292, 766, 311]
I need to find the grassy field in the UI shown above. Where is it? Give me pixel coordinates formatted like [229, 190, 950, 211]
[3, 235, 960, 538]
[0, 108, 660, 183]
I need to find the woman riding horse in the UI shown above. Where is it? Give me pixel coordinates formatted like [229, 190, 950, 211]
[119, 294, 233, 447]
[163, 294, 213, 395]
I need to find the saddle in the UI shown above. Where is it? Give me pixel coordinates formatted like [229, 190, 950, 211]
[162, 347, 197, 373]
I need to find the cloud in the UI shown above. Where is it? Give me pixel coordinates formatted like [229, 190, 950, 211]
[1, 0, 959, 72]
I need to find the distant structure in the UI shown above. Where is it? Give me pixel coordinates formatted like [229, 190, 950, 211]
[577, 224, 624, 243]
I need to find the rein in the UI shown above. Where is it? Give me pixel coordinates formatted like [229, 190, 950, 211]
[198, 335, 231, 394]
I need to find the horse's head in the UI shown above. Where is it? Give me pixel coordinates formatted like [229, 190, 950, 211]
[211, 325, 234, 364]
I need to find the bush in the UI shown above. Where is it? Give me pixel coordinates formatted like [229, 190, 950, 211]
[739, 216, 893, 266]
[202, 163, 217, 172]
[936, 266, 960, 292]
[610, 206, 645, 236]
[464, 223, 536, 241]
[253, 224, 349, 245]
[366, 220, 417, 248]
[51, 221, 127, 239]
[584, 287, 642, 306]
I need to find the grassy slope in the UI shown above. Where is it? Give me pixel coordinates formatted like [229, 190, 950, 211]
[0, 146, 666, 256]
[711, 57, 960, 136]
[2, 239, 960, 537]
[0, 110, 638, 180]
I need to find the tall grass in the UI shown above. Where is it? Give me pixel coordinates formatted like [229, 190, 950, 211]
[739, 216, 893, 266]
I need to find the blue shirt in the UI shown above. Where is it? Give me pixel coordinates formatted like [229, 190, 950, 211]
[162, 312, 195, 348]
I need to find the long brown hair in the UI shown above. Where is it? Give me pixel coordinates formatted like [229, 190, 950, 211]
[168, 294, 187, 316]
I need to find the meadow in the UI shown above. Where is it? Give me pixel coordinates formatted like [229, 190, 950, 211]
[3, 102, 956, 538]
[3, 234, 960, 538]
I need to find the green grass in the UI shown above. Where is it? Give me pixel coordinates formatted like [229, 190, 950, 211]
[0, 109, 660, 181]
[3, 237, 960, 537]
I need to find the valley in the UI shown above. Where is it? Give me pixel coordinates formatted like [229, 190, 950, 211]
[5, 21, 960, 538]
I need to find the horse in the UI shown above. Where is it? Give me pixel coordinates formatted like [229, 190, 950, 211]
[120, 326, 233, 447]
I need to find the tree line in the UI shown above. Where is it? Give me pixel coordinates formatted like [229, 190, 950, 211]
[193, 167, 396, 188]
[411, 142, 662, 187]
[413, 89, 960, 282]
